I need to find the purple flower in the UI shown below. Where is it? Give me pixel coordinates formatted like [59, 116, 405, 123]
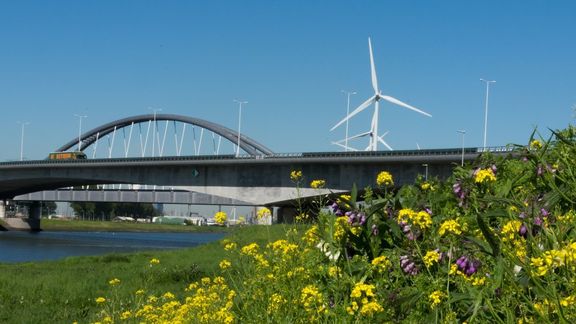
[534, 217, 543, 226]
[371, 224, 379, 236]
[330, 202, 345, 216]
[537, 165, 544, 176]
[400, 255, 419, 275]
[399, 221, 415, 240]
[540, 208, 549, 217]
[455, 256, 480, 276]
[359, 212, 366, 226]
[519, 224, 528, 238]
[453, 183, 462, 194]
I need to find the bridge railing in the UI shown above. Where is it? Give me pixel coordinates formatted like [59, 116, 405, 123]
[0, 146, 518, 165]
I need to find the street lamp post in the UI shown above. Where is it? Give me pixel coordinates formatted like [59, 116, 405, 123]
[74, 114, 87, 151]
[233, 99, 248, 157]
[480, 79, 496, 149]
[457, 130, 466, 166]
[148, 108, 162, 157]
[341, 90, 356, 151]
[18, 121, 30, 161]
[422, 163, 429, 181]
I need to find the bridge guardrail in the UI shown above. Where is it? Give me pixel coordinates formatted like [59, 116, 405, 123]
[0, 146, 518, 166]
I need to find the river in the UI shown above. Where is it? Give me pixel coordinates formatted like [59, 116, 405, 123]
[0, 231, 225, 263]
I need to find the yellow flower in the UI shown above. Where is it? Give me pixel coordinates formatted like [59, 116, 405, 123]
[397, 208, 415, 223]
[149, 258, 160, 265]
[310, 179, 326, 189]
[414, 210, 433, 229]
[530, 139, 543, 150]
[328, 266, 341, 278]
[376, 171, 394, 186]
[214, 211, 227, 225]
[224, 242, 237, 251]
[429, 290, 445, 308]
[334, 216, 348, 241]
[268, 239, 298, 255]
[108, 278, 121, 286]
[290, 170, 303, 182]
[371, 255, 391, 273]
[423, 250, 441, 267]
[267, 293, 287, 315]
[474, 168, 496, 183]
[240, 243, 260, 256]
[350, 283, 376, 299]
[421, 182, 433, 191]
[303, 226, 319, 246]
[530, 257, 549, 276]
[219, 259, 232, 270]
[120, 311, 132, 320]
[360, 301, 384, 316]
[560, 295, 576, 307]
[439, 219, 463, 236]
[349, 283, 383, 317]
[300, 285, 325, 314]
[95, 297, 106, 304]
[557, 210, 576, 224]
[501, 220, 522, 242]
[257, 207, 271, 219]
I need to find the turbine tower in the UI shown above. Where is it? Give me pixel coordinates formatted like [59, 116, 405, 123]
[331, 37, 432, 151]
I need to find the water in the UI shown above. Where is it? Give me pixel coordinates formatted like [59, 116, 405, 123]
[0, 231, 225, 263]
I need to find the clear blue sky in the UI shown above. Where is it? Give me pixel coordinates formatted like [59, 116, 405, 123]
[1, 1, 575, 161]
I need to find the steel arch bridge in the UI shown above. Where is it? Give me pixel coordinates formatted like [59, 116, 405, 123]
[56, 114, 274, 158]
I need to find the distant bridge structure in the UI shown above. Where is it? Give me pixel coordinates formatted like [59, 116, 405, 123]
[56, 114, 274, 158]
[0, 112, 518, 230]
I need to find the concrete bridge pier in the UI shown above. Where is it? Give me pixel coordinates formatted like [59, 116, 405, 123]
[25, 201, 42, 231]
[276, 206, 299, 224]
[0, 200, 5, 219]
[0, 201, 41, 231]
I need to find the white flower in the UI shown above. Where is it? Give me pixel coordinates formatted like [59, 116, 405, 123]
[316, 240, 340, 261]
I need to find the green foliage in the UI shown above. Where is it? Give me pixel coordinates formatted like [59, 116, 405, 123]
[7, 126, 576, 323]
[70, 202, 160, 220]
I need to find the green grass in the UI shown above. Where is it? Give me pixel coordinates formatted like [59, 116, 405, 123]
[0, 224, 291, 323]
[41, 218, 231, 233]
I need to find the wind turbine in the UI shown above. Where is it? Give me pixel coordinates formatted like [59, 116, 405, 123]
[332, 129, 393, 151]
[331, 37, 432, 151]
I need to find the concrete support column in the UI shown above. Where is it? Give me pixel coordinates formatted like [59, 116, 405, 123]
[276, 206, 298, 224]
[0, 200, 5, 219]
[29, 202, 41, 220]
[27, 201, 42, 231]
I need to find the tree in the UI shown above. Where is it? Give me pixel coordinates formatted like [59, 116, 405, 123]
[41, 202, 57, 216]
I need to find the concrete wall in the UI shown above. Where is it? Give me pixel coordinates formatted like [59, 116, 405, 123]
[0, 153, 472, 205]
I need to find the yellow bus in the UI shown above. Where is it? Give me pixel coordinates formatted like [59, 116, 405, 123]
[47, 151, 87, 160]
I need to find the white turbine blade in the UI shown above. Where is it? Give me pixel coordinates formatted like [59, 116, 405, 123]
[347, 130, 372, 140]
[331, 141, 359, 151]
[377, 134, 393, 151]
[330, 95, 376, 131]
[368, 37, 378, 94]
[380, 95, 432, 117]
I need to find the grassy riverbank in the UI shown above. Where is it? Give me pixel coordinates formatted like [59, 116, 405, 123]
[41, 219, 232, 233]
[0, 224, 289, 323]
